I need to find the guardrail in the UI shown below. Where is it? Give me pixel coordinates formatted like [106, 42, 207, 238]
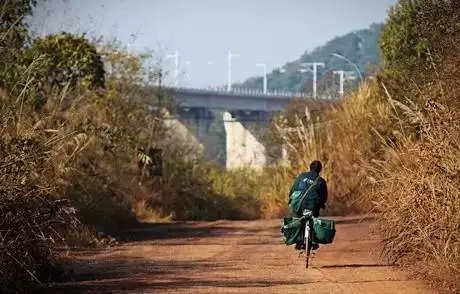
[164, 86, 312, 98]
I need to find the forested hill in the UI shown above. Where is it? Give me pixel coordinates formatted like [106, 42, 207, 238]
[237, 23, 383, 93]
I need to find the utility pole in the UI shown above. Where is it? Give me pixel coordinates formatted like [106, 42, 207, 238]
[227, 49, 240, 92]
[333, 70, 356, 96]
[166, 51, 179, 87]
[301, 62, 325, 98]
[256, 63, 267, 94]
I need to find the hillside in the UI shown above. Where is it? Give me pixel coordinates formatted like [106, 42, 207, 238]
[237, 23, 382, 94]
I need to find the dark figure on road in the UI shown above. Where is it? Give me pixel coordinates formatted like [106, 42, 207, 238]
[288, 160, 328, 250]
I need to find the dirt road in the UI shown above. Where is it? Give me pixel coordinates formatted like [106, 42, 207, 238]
[49, 216, 436, 294]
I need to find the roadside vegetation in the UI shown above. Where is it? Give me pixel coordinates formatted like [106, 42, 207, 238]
[1, 0, 458, 292]
[0, 1, 262, 292]
[261, 0, 459, 290]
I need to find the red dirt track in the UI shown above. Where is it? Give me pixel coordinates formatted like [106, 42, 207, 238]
[48, 216, 436, 293]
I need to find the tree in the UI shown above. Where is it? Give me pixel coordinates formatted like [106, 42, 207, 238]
[380, 0, 460, 81]
[25, 32, 105, 90]
[0, 0, 37, 89]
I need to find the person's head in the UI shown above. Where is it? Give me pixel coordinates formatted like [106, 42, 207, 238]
[309, 160, 322, 173]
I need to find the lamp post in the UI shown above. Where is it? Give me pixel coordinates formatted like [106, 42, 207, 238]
[331, 53, 363, 82]
[256, 63, 267, 94]
[300, 62, 325, 98]
[182, 61, 192, 87]
[227, 49, 240, 92]
[166, 50, 179, 87]
[333, 70, 356, 96]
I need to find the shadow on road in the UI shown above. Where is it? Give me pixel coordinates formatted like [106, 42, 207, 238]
[40, 257, 311, 294]
[43, 221, 285, 293]
[111, 221, 281, 243]
[316, 264, 390, 269]
[42, 277, 329, 294]
[332, 215, 376, 225]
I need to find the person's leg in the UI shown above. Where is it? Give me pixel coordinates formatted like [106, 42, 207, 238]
[311, 208, 320, 250]
[295, 217, 307, 250]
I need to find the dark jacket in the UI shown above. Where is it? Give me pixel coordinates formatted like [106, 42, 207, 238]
[288, 171, 328, 217]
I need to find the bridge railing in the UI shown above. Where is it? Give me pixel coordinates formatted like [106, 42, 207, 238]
[163, 85, 315, 98]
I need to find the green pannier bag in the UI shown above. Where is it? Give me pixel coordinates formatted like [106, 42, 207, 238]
[281, 217, 304, 245]
[313, 218, 336, 244]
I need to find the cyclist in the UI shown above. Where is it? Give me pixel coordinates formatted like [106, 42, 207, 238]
[288, 160, 328, 250]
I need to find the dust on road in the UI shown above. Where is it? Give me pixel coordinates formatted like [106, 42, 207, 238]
[49, 216, 436, 293]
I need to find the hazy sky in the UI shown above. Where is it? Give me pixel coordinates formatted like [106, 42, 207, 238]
[32, 0, 397, 88]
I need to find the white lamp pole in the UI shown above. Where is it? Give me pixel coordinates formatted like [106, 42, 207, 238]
[333, 70, 356, 96]
[166, 50, 180, 87]
[227, 49, 240, 92]
[301, 62, 325, 98]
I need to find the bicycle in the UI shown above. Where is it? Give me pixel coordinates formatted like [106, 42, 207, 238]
[299, 208, 316, 268]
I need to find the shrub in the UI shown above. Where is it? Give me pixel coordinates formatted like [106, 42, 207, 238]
[0, 90, 83, 292]
[369, 101, 459, 291]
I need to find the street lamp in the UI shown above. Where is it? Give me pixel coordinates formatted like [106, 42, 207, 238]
[333, 70, 356, 96]
[166, 50, 180, 87]
[331, 53, 363, 82]
[227, 49, 240, 92]
[182, 61, 192, 87]
[256, 63, 267, 94]
[300, 62, 325, 98]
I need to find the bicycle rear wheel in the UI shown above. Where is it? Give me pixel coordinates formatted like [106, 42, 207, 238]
[304, 221, 312, 268]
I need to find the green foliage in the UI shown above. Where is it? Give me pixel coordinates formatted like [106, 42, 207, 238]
[25, 33, 105, 90]
[0, 0, 35, 47]
[379, 0, 460, 103]
[380, 0, 424, 76]
[158, 161, 262, 221]
[238, 23, 382, 93]
[0, 0, 37, 89]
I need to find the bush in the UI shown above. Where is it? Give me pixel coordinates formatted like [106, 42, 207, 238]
[0, 94, 82, 292]
[22, 32, 105, 91]
[369, 102, 459, 291]
[379, 0, 460, 105]
[142, 159, 263, 221]
[368, 1, 460, 290]
[0, 2, 268, 292]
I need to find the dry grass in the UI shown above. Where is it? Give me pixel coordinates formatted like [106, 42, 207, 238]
[259, 100, 328, 217]
[0, 83, 87, 292]
[321, 83, 392, 214]
[260, 83, 392, 217]
[368, 100, 460, 291]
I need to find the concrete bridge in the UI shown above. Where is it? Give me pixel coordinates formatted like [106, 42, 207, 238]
[156, 86, 338, 169]
[168, 86, 313, 112]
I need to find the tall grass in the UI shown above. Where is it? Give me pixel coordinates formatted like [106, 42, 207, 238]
[321, 83, 392, 214]
[0, 73, 86, 293]
[260, 83, 392, 217]
[368, 93, 460, 291]
[259, 103, 324, 217]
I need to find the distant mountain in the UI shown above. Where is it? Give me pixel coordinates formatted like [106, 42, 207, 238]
[237, 23, 383, 94]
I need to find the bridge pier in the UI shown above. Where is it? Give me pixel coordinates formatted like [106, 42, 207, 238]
[223, 111, 267, 170]
[156, 86, 336, 169]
